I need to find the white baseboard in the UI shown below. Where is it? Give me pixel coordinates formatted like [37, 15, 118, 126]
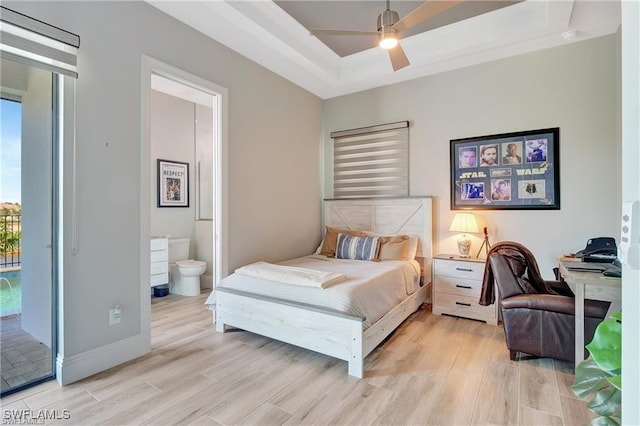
[56, 333, 149, 385]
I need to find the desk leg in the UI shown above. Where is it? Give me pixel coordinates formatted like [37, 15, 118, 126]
[606, 301, 621, 319]
[574, 283, 585, 371]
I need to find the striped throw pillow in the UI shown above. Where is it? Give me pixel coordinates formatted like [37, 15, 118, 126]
[335, 234, 381, 261]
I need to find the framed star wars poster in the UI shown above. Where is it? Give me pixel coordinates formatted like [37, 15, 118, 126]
[450, 127, 560, 210]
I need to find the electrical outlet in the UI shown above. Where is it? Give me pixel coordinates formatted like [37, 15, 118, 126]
[109, 306, 121, 325]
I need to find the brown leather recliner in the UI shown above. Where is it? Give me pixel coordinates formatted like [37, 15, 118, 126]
[479, 241, 609, 363]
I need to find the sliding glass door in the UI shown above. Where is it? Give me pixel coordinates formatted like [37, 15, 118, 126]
[0, 57, 57, 396]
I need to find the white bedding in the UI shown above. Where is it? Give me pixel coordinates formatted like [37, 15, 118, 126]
[205, 254, 421, 329]
[234, 261, 346, 288]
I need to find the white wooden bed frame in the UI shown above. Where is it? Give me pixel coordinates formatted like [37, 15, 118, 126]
[215, 197, 433, 378]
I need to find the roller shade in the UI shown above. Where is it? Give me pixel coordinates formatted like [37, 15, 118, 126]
[0, 6, 79, 77]
[332, 121, 409, 199]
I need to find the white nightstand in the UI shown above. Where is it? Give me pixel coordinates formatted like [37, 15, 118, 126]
[432, 254, 497, 325]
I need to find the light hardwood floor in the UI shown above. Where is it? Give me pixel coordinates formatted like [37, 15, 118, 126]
[0, 291, 594, 425]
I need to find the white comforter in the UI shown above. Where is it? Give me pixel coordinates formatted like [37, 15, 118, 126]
[234, 261, 346, 288]
[205, 254, 421, 329]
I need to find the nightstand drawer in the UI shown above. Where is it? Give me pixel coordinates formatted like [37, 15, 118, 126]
[433, 258, 484, 280]
[432, 292, 496, 324]
[434, 275, 481, 297]
[432, 254, 496, 324]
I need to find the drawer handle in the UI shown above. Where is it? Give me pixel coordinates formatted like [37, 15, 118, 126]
[455, 302, 472, 307]
[456, 285, 473, 289]
[455, 267, 473, 272]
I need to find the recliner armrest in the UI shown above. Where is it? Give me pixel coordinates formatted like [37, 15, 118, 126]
[501, 294, 575, 316]
[501, 294, 609, 319]
[546, 280, 574, 297]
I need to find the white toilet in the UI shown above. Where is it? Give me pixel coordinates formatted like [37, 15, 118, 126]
[168, 237, 206, 296]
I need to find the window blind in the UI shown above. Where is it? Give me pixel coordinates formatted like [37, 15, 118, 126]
[332, 121, 409, 199]
[0, 6, 79, 77]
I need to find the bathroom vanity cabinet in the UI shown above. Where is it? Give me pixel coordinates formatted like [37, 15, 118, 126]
[150, 237, 169, 287]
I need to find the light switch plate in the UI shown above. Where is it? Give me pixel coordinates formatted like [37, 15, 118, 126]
[620, 200, 640, 269]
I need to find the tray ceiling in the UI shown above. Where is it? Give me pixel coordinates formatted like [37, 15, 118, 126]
[147, 0, 620, 99]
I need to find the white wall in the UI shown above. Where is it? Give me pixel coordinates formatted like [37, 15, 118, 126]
[323, 35, 620, 278]
[3, 0, 322, 383]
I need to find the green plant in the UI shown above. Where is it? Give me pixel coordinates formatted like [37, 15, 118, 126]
[0, 213, 22, 255]
[0, 218, 21, 256]
[572, 311, 622, 426]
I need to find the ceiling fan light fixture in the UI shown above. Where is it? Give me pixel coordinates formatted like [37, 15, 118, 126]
[379, 32, 398, 49]
[377, 8, 400, 50]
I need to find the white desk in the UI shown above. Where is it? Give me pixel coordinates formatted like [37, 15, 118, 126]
[559, 262, 621, 369]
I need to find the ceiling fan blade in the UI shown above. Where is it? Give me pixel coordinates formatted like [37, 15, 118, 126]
[389, 44, 410, 71]
[310, 29, 379, 37]
[394, 0, 465, 33]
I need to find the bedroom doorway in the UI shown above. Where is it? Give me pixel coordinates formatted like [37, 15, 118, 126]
[141, 57, 228, 344]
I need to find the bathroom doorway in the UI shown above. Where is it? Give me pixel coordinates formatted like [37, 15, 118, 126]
[141, 57, 228, 344]
[150, 76, 216, 289]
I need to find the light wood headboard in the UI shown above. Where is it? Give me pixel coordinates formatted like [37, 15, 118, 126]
[323, 197, 434, 287]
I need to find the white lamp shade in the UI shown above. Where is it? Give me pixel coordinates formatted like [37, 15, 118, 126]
[449, 213, 479, 234]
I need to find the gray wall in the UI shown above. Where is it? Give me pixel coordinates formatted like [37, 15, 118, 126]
[4, 1, 322, 371]
[323, 35, 620, 278]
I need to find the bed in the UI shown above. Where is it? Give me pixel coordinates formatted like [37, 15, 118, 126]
[208, 197, 433, 378]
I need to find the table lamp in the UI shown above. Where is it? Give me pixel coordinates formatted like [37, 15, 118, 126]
[450, 213, 479, 258]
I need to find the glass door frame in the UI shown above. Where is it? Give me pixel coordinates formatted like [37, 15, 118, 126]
[0, 65, 60, 397]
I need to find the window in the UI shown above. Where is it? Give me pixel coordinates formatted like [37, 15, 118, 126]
[332, 121, 409, 199]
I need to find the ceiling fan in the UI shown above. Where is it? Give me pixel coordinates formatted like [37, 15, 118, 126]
[310, 0, 464, 71]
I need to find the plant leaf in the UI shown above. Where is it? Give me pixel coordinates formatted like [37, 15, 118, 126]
[586, 318, 622, 372]
[590, 415, 621, 426]
[607, 374, 622, 391]
[587, 387, 622, 417]
[573, 359, 611, 399]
